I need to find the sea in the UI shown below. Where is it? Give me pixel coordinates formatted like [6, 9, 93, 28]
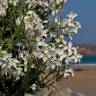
[80, 56, 96, 64]
[71, 56, 96, 70]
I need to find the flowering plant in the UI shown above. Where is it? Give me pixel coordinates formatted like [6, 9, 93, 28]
[0, 0, 82, 95]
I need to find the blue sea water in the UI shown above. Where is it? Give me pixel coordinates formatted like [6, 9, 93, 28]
[81, 56, 96, 64]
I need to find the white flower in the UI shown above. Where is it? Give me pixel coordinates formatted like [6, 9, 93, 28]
[64, 42, 73, 56]
[68, 36, 73, 40]
[31, 65, 35, 69]
[43, 56, 47, 62]
[64, 68, 74, 78]
[56, 49, 63, 55]
[65, 57, 71, 64]
[30, 84, 36, 91]
[0, 5, 6, 17]
[25, 0, 48, 9]
[0, 0, 8, 8]
[2, 53, 12, 61]
[71, 54, 82, 63]
[68, 42, 73, 48]
[26, 10, 34, 16]
[75, 21, 81, 28]
[59, 54, 66, 61]
[16, 67, 23, 75]
[51, 64, 56, 69]
[67, 12, 78, 19]
[52, 10, 58, 16]
[8, 59, 18, 68]
[24, 16, 33, 30]
[61, 19, 68, 28]
[64, 0, 68, 4]
[1, 63, 6, 68]
[9, 0, 19, 6]
[68, 20, 75, 27]
[42, 1, 49, 7]
[16, 17, 23, 25]
[37, 41, 45, 47]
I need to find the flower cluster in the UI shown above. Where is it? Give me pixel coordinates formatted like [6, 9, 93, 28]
[16, 10, 47, 44]
[33, 12, 82, 71]
[0, 46, 30, 80]
[25, 0, 49, 8]
[0, 0, 8, 17]
[0, 0, 82, 95]
[0, 0, 67, 17]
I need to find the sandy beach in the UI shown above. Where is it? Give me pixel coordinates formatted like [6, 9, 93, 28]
[56, 64, 96, 96]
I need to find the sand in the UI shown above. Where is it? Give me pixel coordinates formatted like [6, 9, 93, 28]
[56, 68, 96, 96]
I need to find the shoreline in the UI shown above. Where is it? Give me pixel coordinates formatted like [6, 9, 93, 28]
[62, 66, 96, 96]
[71, 63, 96, 70]
[45, 64, 96, 96]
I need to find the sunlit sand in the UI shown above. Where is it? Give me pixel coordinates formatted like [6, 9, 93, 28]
[62, 64, 96, 96]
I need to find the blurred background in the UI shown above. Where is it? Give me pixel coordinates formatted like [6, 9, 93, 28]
[61, 0, 96, 63]
[63, 0, 96, 45]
